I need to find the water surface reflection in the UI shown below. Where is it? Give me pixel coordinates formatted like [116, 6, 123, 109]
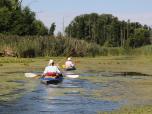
[0, 76, 121, 114]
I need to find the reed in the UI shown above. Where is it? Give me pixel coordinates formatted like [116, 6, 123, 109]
[133, 45, 152, 56]
[0, 35, 102, 57]
[0, 35, 152, 57]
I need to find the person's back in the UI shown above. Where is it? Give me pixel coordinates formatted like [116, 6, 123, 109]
[43, 66, 61, 74]
[65, 60, 74, 68]
[43, 59, 61, 77]
[65, 57, 76, 70]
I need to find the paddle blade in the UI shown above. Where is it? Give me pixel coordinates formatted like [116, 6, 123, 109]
[62, 65, 66, 69]
[25, 73, 40, 78]
[65, 74, 79, 78]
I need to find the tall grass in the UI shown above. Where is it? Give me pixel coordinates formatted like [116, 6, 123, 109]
[0, 35, 102, 57]
[133, 45, 152, 56]
[0, 35, 152, 57]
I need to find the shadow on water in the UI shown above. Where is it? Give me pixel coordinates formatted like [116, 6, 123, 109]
[0, 75, 121, 114]
[7, 80, 27, 84]
[113, 72, 150, 76]
[2, 71, 25, 74]
[81, 70, 151, 78]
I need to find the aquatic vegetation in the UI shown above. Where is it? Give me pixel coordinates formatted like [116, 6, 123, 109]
[0, 57, 33, 63]
[0, 60, 38, 102]
[0, 56, 152, 114]
[98, 105, 152, 114]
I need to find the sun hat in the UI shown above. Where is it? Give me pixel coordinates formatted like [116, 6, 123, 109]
[48, 59, 54, 65]
[67, 57, 72, 61]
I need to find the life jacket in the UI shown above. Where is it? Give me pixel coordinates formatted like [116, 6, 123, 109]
[66, 67, 76, 71]
[45, 72, 57, 77]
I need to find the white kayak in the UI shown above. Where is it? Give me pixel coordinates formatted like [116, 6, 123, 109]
[65, 74, 79, 78]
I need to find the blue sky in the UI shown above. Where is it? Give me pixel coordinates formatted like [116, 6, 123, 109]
[22, 0, 152, 33]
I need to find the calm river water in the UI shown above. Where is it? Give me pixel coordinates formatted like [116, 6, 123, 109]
[0, 71, 152, 114]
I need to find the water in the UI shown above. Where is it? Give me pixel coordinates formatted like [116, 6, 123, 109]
[0, 77, 120, 114]
[1, 71, 152, 114]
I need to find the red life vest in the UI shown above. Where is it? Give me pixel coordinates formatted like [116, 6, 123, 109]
[45, 72, 57, 77]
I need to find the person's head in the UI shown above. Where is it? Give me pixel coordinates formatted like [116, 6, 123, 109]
[48, 59, 54, 66]
[67, 57, 72, 61]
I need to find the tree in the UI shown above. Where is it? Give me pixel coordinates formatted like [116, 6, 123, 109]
[32, 20, 48, 35]
[49, 22, 56, 36]
[128, 28, 151, 47]
[0, 0, 48, 36]
[10, 6, 36, 35]
[0, 7, 11, 34]
[65, 13, 151, 47]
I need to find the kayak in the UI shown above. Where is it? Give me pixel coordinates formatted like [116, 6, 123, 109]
[40, 76, 63, 85]
[65, 67, 76, 71]
[65, 74, 79, 78]
[64, 71, 79, 78]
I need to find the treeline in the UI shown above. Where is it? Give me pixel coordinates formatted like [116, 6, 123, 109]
[65, 13, 152, 48]
[0, 0, 51, 35]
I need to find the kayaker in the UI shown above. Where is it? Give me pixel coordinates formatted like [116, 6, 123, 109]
[65, 57, 76, 70]
[43, 59, 62, 78]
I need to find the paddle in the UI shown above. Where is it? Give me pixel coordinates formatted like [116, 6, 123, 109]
[25, 72, 79, 79]
[24, 73, 42, 78]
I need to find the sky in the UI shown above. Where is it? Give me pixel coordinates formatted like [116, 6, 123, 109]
[22, 0, 152, 34]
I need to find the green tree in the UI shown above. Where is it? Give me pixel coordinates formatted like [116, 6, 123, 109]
[32, 20, 48, 35]
[65, 13, 151, 47]
[0, 0, 48, 36]
[128, 28, 151, 47]
[49, 22, 56, 36]
[0, 7, 11, 34]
